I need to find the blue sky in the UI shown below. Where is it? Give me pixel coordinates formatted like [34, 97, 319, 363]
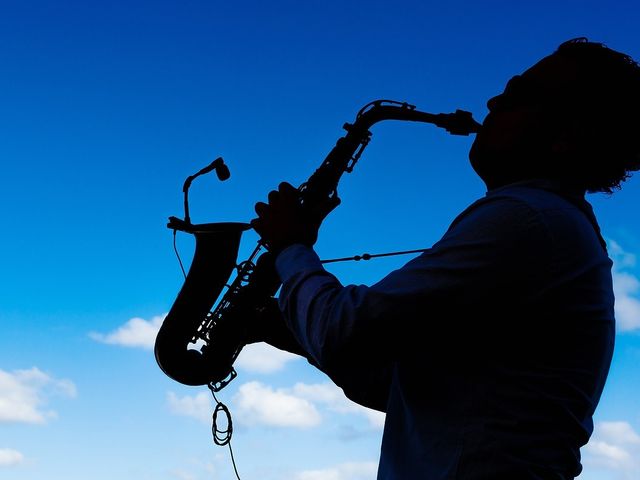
[0, 1, 639, 479]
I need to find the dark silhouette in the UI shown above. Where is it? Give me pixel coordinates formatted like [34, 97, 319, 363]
[250, 38, 640, 480]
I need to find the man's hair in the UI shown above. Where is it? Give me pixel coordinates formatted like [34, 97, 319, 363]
[550, 38, 640, 193]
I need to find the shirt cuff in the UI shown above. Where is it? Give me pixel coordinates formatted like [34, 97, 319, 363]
[275, 244, 324, 283]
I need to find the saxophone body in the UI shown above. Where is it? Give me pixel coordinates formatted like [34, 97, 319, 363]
[154, 100, 480, 389]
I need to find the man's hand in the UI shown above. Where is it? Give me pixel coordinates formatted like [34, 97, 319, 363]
[251, 182, 337, 254]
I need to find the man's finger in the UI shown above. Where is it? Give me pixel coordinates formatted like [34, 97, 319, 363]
[250, 217, 264, 236]
[267, 190, 280, 205]
[254, 201, 269, 216]
[279, 182, 298, 200]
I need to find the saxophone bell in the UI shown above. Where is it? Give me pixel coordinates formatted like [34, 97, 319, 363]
[154, 220, 251, 387]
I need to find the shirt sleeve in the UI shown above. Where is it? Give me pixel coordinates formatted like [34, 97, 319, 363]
[275, 196, 551, 406]
[274, 244, 391, 410]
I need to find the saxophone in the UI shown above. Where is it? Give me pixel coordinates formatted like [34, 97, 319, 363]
[154, 100, 481, 390]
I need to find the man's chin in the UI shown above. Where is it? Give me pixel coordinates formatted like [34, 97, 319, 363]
[468, 144, 513, 189]
[468, 141, 490, 176]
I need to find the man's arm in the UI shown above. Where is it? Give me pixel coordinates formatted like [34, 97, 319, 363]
[252, 183, 551, 412]
[246, 283, 392, 412]
[273, 196, 551, 371]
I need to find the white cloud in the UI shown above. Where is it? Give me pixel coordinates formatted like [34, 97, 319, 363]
[613, 271, 640, 331]
[291, 382, 385, 429]
[170, 469, 197, 480]
[233, 381, 321, 428]
[597, 421, 640, 444]
[89, 314, 165, 349]
[294, 461, 378, 480]
[167, 391, 213, 424]
[584, 421, 640, 477]
[609, 240, 640, 332]
[227, 381, 384, 431]
[169, 458, 221, 480]
[0, 368, 76, 424]
[609, 240, 637, 269]
[235, 343, 300, 374]
[0, 449, 24, 467]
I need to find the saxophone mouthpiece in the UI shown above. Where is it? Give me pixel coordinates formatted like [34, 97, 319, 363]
[439, 110, 482, 136]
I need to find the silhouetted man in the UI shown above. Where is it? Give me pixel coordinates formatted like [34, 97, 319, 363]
[250, 38, 640, 480]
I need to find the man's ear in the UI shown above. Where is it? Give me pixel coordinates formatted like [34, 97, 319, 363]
[550, 125, 580, 157]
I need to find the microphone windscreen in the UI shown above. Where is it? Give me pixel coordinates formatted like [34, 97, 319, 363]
[216, 163, 231, 181]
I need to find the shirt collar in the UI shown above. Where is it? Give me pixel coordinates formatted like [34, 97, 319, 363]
[487, 178, 607, 252]
[486, 178, 586, 198]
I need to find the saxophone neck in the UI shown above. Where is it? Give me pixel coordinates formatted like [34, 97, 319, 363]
[354, 99, 481, 135]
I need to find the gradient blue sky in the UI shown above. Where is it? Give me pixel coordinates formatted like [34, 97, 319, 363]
[1, 1, 639, 479]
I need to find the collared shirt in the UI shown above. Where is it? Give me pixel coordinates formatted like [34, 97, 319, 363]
[275, 180, 615, 480]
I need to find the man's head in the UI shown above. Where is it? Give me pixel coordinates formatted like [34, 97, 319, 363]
[469, 38, 640, 193]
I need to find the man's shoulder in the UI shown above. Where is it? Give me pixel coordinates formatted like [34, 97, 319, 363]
[456, 180, 590, 226]
[445, 179, 606, 254]
[487, 180, 586, 209]
[447, 186, 552, 236]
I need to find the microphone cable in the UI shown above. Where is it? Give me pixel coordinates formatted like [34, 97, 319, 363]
[209, 384, 241, 480]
